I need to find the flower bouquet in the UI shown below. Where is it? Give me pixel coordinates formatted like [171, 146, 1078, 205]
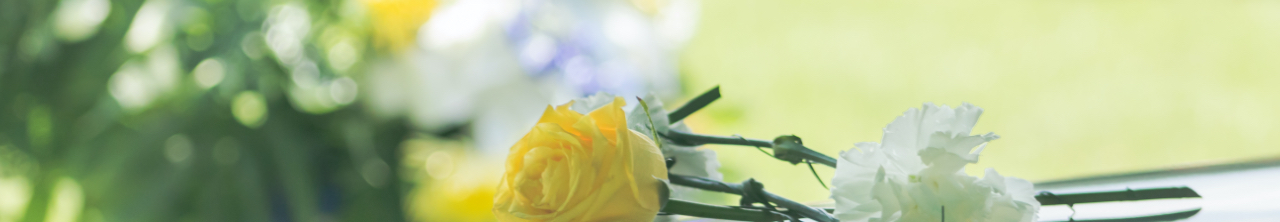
[491, 87, 1201, 222]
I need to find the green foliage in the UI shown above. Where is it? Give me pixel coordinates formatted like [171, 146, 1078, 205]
[0, 0, 407, 221]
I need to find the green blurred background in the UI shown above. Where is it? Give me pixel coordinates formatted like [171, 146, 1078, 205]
[684, 0, 1280, 204]
[3, 0, 1280, 221]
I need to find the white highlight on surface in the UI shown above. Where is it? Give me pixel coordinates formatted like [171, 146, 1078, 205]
[1037, 165, 1280, 221]
[1039, 198, 1202, 221]
[52, 0, 111, 42]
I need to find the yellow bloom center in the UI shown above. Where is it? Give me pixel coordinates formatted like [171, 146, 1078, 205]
[494, 97, 668, 222]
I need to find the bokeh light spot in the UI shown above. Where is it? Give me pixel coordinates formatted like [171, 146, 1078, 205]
[420, 0, 491, 51]
[0, 177, 31, 222]
[163, 134, 194, 164]
[43, 178, 83, 222]
[52, 0, 111, 42]
[240, 32, 265, 60]
[518, 33, 557, 71]
[124, 0, 172, 53]
[192, 58, 225, 89]
[361, 160, 391, 188]
[109, 61, 155, 111]
[289, 61, 320, 87]
[425, 151, 454, 179]
[232, 91, 268, 128]
[109, 45, 181, 113]
[0, 146, 35, 222]
[329, 77, 358, 105]
[264, 3, 311, 66]
[327, 39, 358, 72]
[144, 46, 180, 94]
[604, 8, 650, 51]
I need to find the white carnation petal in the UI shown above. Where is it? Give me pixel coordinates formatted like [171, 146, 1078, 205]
[831, 103, 1038, 222]
[949, 103, 984, 136]
[880, 107, 925, 156]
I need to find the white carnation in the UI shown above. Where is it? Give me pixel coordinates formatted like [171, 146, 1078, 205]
[831, 103, 1039, 222]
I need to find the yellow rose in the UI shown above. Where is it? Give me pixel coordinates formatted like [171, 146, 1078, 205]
[494, 97, 669, 222]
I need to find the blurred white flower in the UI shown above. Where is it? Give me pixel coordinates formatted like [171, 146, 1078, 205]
[831, 103, 1038, 222]
[364, 0, 698, 159]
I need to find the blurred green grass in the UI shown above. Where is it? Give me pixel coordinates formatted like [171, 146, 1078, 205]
[681, 0, 1280, 203]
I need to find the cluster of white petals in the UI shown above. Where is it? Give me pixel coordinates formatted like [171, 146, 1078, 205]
[831, 103, 1039, 222]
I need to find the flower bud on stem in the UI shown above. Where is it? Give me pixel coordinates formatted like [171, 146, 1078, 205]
[663, 130, 838, 168]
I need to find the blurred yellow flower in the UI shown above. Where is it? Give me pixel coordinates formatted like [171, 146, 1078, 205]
[364, 0, 436, 52]
[493, 97, 669, 221]
[404, 138, 502, 222]
[410, 163, 500, 222]
[629, 0, 666, 15]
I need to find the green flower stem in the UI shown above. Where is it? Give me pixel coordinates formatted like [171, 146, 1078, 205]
[668, 173, 838, 222]
[661, 199, 792, 221]
[667, 86, 721, 124]
[1035, 186, 1200, 205]
[663, 130, 838, 168]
